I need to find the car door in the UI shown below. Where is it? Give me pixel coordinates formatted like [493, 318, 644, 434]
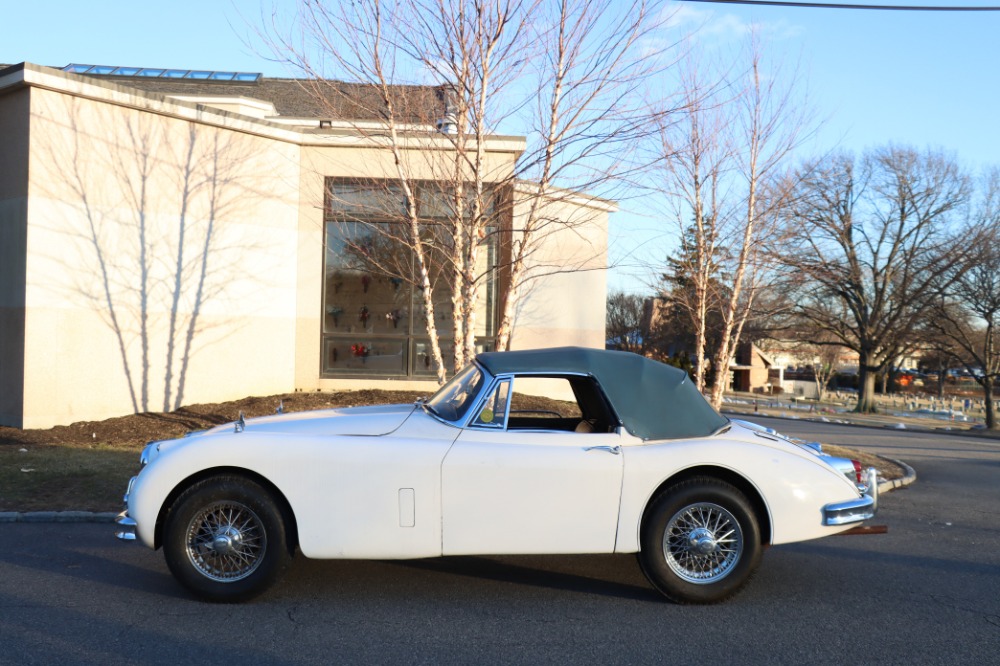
[440, 376, 625, 555]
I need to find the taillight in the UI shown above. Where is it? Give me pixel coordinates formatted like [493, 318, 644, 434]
[851, 459, 863, 485]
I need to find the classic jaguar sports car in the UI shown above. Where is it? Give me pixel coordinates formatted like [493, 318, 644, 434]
[115, 347, 878, 603]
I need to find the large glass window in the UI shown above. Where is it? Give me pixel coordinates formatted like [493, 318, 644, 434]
[322, 180, 499, 378]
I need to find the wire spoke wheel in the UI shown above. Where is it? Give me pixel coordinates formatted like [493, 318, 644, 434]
[662, 502, 744, 584]
[640, 478, 762, 603]
[164, 476, 291, 602]
[185, 500, 267, 583]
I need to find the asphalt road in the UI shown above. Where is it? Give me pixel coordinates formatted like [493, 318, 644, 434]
[1, 420, 998, 665]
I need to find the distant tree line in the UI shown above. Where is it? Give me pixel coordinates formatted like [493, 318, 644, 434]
[613, 146, 1000, 428]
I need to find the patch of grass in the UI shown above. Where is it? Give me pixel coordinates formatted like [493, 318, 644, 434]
[825, 444, 905, 480]
[0, 443, 138, 512]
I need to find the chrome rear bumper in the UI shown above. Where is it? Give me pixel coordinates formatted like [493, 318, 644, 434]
[822, 467, 879, 526]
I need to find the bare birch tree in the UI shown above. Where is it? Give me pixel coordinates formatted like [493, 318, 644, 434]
[653, 32, 809, 408]
[491, 1, 669, 352]
[703, 34, 809, 409]
[652, 50, 729, 393]
[265, 0, 670, 381]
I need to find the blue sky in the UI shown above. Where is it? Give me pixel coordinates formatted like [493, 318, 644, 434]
[4, 1, 998, 294]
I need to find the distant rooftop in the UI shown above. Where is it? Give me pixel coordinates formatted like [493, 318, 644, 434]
[56, 62, 443, 123]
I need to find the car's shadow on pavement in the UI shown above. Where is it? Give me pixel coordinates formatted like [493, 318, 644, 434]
[277, 553, 662, 603]
[389, 554, 660, 601]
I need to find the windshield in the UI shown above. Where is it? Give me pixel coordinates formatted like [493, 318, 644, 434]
[425, 363, 486, 422]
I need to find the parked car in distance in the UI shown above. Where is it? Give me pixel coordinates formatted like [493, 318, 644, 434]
[116, 347, 878, 603]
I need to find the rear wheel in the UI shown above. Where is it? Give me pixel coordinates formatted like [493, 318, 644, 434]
[639, 477, 762, 604]
[163, 475, 291, 602]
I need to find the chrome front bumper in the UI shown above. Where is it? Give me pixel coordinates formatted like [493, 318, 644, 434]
[115, 512, 137, 541]
[822, 467, 879, 526]
[115, 476, 138, 541]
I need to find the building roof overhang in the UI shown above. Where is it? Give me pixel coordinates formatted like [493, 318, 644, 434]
[0, 62, 527, 155]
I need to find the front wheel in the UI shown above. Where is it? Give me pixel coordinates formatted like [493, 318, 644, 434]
[638, 477, 762, 604]
[163, 475, 292, 602]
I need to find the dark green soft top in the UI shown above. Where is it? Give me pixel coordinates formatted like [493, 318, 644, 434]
[475, 347, 728, 441]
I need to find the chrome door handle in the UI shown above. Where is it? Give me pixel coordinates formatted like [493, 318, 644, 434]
[584, 445, 621, 455]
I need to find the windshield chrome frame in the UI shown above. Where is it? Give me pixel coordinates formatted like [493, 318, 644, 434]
[422, 361, 496, 428]
[466, 375, 513, 430]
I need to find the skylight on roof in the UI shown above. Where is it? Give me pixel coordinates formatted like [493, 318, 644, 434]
[62, 64, 261, 82]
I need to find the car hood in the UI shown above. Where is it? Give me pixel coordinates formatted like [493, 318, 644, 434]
[728, 419, 822, 454]
[203, 403, 417, 438]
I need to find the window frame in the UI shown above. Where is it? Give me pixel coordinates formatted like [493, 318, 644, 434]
[320, 178, 502, 380]
[465, 372, 622, 434]
[470, 378, 511, 430]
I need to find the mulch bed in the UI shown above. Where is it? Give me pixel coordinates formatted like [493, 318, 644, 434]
[0, 390, 427, 450]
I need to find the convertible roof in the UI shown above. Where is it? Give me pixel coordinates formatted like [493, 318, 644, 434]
[475, 347, 728, 440]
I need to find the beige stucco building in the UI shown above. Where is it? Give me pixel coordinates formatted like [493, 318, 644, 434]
[0, 63, 612, 428]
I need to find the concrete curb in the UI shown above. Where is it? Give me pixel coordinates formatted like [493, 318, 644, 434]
[0, 511, 116, 524]
[877, 456, 916, 493]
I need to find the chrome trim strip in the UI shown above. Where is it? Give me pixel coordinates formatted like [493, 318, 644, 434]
[583, 445, 621, 455]
[730, 419, 779, 436]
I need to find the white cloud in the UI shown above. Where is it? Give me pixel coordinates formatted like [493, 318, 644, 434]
[661, 2, 803, 46]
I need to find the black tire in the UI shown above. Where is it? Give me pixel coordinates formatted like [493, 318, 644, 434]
[163, 475, 291, 603]
[638, 477, 762, 604]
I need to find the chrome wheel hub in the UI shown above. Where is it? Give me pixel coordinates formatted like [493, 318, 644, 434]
[209, 526, 243, 556]
[185, 501, 266, 582]
[689, 527, 718, 555]
[663, 502, 743, 585]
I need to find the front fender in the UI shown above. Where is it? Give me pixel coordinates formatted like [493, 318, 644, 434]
[127, 433, 294, 549]
[128, 423, 455, 559]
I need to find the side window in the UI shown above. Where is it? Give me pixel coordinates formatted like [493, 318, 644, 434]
[504, 376, 613, 433]
[472, 380, 510, 428]
[507, 377, 581, 425]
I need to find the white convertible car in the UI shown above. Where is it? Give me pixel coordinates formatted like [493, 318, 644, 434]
[116, 347, 878, 603]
